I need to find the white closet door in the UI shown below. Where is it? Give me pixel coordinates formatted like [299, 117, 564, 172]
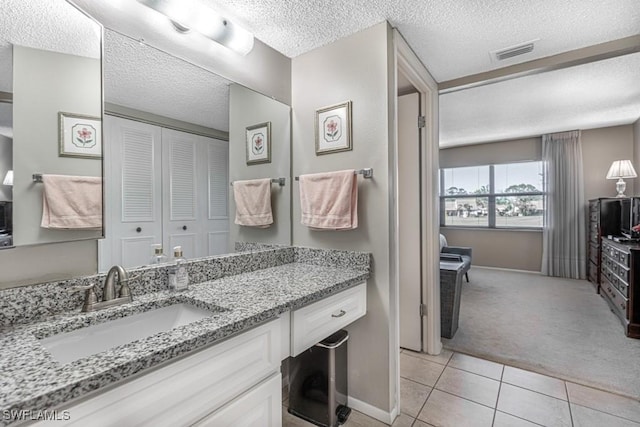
[162, 128, 200, 259]
[101, 116, 163, 271]
[204, 137, 230, 255]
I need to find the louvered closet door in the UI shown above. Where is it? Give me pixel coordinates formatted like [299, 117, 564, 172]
[162, 128, 200, 258]
[203, 137, 230, 255]
[101, 116, 163, 270]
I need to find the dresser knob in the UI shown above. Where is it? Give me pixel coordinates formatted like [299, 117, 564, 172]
[136, 227, 142, 233]
[182, 225, 187, 231]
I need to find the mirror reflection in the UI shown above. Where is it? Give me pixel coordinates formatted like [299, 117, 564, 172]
[1, 0, 103, 248]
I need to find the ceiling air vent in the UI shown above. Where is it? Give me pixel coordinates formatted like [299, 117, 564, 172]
[491, 40, 537, 62]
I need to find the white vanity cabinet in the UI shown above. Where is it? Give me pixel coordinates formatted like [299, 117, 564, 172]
[290, 282, 367, 357]
[36, 318, 282, 427]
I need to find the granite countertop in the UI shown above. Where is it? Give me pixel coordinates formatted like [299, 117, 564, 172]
[0, 259, 369, 421]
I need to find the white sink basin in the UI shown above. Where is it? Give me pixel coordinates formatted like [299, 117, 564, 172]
[40, 303, 216, 364]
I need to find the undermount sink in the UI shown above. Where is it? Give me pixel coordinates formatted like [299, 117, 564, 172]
[39, 303, 218, 364]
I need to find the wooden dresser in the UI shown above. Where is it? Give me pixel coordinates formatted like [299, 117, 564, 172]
[587, 198, 620, 290]
[600, 238, 640, 338]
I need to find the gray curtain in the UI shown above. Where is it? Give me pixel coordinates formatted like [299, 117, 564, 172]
[542, 130, 586, 279]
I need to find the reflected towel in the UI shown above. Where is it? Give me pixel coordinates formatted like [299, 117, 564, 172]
[299, 170, 358, 230]
[233, 178, 273, 228]
[41, 174, 102, 229]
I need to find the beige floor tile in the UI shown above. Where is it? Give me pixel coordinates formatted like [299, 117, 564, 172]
[400, 352, 446, 387]
[493, 411, 542, 426]
[502, 365, 567, 400]
[572, 403, 640, 427]
[497, 383, 571, 427]
[448, 353, 504, 380]
[403, 348, 454, 366]
[417, 389, 494, 427]
[400, 377, 432, 417]
[412, 420, 434, 427]
[435, 366, 500, 408]
[391, 413, 416, 427]
[567, 382, 640, 423]
[343, 409, 388, 427]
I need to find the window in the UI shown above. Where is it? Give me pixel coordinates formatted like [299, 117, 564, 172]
[440, 161, 545, 229]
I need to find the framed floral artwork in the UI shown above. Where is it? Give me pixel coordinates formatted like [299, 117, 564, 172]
[246, 122, 271, 165]
[58, 112, 102, 159]
[315, 101, 352, 155]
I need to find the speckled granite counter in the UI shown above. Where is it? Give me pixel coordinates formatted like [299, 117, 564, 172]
[0, 246, 370, 424]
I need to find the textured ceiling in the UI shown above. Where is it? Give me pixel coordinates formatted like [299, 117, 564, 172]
[104, 30, 230, 131]
[0, 0, 100, 91]
[204, 0, 640, 81]
[440, 52, 640, 147]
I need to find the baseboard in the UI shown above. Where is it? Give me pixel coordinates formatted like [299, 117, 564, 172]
[473, 265, 542, 275]
[347, 396, 398, 424]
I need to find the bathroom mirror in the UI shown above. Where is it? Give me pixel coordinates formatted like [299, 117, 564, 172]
[0, 0, 103, 248]
[99, 29, 291, 271]
[0, 0, 291, 286]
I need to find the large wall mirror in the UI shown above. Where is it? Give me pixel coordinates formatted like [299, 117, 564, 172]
[0, 0, 291, 285]
[0, 0, 103, 248]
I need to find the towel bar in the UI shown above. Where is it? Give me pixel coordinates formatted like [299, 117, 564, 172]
[230, 177, 286, 187]
[294, 168, 373, 181]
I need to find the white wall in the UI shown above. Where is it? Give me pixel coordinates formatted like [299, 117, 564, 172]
[292, 22, 393, 415]
[229, 84, 291, 247]
[13, 45, 102, 246]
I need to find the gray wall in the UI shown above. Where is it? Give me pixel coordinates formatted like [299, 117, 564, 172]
[229, 84, 291, 247]
[440, 125, 635, 271]
[13, 45, 102, 246]
[291, 23, 393, 413]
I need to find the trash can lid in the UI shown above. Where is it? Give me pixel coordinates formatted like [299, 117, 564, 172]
[316, 330, 349, 348]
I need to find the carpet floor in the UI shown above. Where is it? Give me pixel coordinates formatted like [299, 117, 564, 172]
[442, 267, 640, 399]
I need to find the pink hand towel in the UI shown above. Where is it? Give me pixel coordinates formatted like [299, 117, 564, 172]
[41, 174, 102, 229]
[299, 170, 358, 230]
[233, 178, 273, 228]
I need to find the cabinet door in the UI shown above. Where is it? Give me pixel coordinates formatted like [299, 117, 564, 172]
[100, 116, 163, 271]
[193, 373, 282, 427]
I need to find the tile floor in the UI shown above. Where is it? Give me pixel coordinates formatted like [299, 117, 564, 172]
[283, 349, 640, 426]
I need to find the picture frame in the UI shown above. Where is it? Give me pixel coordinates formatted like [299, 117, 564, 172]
[315, 101, 352, 155]
[58, 112, 102, 159]
[246, 122, 271, 165]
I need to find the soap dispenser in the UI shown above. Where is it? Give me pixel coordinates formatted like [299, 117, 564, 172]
[150, 244, 167, 265]
[168, 246, 189, 291]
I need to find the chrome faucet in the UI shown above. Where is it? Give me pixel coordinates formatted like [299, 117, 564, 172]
[74, 265, 133, 312]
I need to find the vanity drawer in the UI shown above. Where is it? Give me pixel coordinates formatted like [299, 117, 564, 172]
[47, 318, 281, 427]
[291, 282, 367, 357]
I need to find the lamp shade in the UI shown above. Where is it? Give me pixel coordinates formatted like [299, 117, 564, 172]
[606, 160, 637, 180]
[2, 170, 12, 186]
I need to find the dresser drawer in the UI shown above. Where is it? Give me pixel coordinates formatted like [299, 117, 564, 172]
[602, 278, 628, 318]
[291, 282, 367, 357]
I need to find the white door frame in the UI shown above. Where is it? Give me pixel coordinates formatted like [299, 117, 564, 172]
[389, 27, 442, 419]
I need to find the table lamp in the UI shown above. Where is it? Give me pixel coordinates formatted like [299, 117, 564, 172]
[606, 160, 637, 197]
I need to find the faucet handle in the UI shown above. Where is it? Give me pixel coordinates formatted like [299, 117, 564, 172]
[118, 274, 139, 299]
[67, 284, 98, 311]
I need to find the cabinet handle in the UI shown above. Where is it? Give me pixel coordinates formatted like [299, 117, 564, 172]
[332, 310, 346, 318]
[182, 225, 187, 231]
[136, 227, 142, 233]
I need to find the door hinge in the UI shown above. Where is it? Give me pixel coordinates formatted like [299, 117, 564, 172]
[418, 116, 426, 128]
[419, 303, 427, 317]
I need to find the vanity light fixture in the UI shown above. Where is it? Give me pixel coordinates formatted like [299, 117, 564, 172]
[2, 170, 12, 186]
[136, 0, 254, 55]
[606, 160, 637, 198]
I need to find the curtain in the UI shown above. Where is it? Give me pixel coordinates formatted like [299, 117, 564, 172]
[541, 130, 586, 279]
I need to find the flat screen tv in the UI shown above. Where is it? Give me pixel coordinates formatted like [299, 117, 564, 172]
[620, 197, 640, 239]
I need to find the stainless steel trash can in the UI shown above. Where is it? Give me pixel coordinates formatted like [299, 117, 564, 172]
[288, 330, 351, 427]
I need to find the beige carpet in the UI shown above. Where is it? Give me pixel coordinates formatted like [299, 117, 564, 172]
[442, 267, 640, 399]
